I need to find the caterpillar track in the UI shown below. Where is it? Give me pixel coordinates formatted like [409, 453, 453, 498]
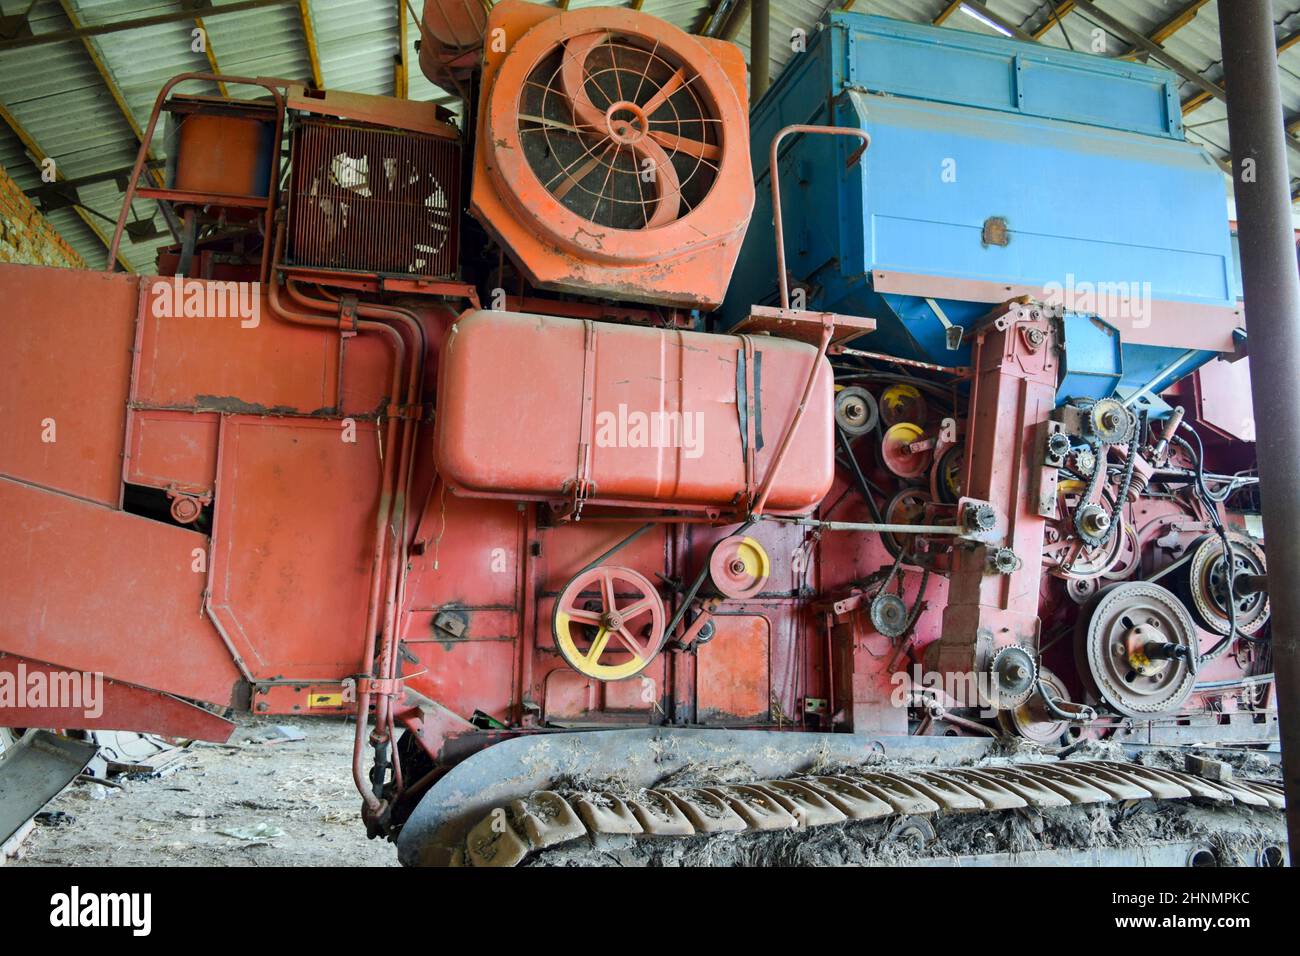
[453, 759, 1287, 867]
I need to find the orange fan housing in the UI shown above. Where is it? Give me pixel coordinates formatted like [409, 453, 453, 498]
[472, 0, 754, 310]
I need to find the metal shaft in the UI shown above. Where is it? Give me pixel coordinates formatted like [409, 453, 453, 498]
[1218, 0, 1300, 862]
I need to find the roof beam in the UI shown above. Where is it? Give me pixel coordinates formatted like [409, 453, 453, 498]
[193, 16, 230, 97]
[55, 0, 165, 188]
[297, 0, 323, 88]
[1031, 2, 1076, 40]
[394, 0, 408, 98]
[0, 0, 297, 50]
[1183, 20, 1300, 116]
[0, 99, 133, 272]
[933, 2, 964, 26]
[1116, 0, 1209, 63]
[695, 0, 730, 35]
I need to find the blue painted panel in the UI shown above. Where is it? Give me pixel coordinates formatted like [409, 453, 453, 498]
[722, 12, 1238, 404]
[836, 14, 1180, 138]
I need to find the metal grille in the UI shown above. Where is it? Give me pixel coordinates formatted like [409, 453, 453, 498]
[288, 118, 460, 278]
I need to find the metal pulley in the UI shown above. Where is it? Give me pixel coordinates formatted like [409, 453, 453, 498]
[997, 667, 1072, 744]
[708, 534, 771, 600]
[553, 565, 666, 681]
[1174, 532, 1270, 637]
[881, 487, 932, 560]
[879, 384, 927, 427]
[1074, 582, 1198, 717]
[834, 386, 878, 436]
[881, 422, 932, 478]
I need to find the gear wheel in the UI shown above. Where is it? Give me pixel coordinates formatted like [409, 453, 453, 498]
[989, 645, 1037, 709]
[1087, 398, 1135, 446]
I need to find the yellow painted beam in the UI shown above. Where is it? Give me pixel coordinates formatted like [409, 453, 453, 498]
[933, 1, 964, 26]
[56, 0, 164, 189]
[0, 100, 134, 272]
[297, 0, 324, 88]
[1031, 2, 1075, 40]
[193, 17, 229, 97]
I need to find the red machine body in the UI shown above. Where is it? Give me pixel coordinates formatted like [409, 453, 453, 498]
[436, 310, 834, 513]
[0, 0, 1276, 865]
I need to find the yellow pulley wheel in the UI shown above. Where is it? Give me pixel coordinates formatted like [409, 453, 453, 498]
[553, 565, 666, 681]
[709, 534, 771, 600]
[881, 421, 931, 478]
[880, 383, 927, 427]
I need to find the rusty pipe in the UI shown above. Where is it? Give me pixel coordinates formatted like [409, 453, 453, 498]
[267, 229, 407, 813]
[769, 125, 870, 310]
[291, 287, 428, 746]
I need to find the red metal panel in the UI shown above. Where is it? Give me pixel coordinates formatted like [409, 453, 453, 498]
[0, 477, 241, 704]
[696, 614, 771, 721]
[208, 416, 383, 679]
[125, 410, 219, 493]
[0, 264, 137, 505]
[134, 279, 391, 416]
[407, 640, 518, 725]
[437, 310, 834, 512]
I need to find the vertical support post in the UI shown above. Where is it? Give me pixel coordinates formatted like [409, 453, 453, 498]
[925, 303, 1058, 687]
[751, 0, 770, 100]
[1218, 0, 1300, 862]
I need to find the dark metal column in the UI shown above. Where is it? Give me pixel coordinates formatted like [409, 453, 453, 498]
[1218, 0, 1300, 861]
[751, 0, 771, 101]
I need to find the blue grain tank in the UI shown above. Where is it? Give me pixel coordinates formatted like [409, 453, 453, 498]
[721, 13, 1243, 410]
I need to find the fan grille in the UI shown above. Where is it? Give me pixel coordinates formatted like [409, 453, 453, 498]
[289, 118, 460, 278]
[517, 31, 722, 230]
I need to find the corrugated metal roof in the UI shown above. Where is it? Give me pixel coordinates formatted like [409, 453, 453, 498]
[2, 0, 1299, 274]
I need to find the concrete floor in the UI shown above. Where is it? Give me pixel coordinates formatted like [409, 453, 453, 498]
[10, 715, 396, 867]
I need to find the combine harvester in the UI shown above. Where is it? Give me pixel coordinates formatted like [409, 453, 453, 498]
[0, 2, 1286, 866]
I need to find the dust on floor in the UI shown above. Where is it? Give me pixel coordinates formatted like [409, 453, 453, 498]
[12, 715, 396, 867]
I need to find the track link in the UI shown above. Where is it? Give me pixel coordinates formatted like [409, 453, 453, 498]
[452, 759, 1286, 867]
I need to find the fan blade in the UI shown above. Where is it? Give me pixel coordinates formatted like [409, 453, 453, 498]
[646, 129, 721, 162]
[560, 31, 616, 131]
[639, 67, 686, 118]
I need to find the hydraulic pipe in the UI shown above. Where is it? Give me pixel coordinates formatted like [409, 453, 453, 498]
[1217, 0, 1300, 862]
[266, 227, 409, 815]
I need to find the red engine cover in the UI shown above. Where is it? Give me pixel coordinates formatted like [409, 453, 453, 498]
[435, 310, 834, 513]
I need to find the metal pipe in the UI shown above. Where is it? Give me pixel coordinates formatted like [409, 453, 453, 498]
[769, 516, 960, 535]
[751, 0, 771, 100]
[1218, 0, 1300, 863]
[769, 125, 869, 310]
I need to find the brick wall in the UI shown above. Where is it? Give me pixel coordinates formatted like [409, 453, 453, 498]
[0, 162, 86, 269]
